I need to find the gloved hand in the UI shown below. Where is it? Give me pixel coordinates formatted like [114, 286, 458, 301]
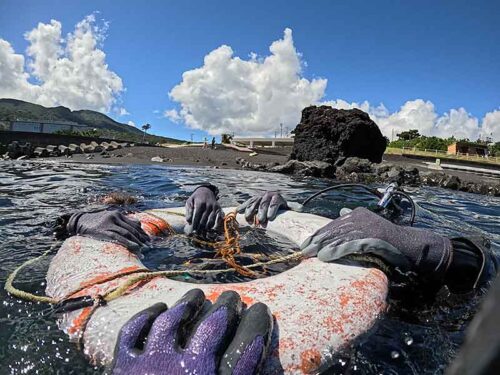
[111, 289, 273, 375]
[185, 184, 224, 235]
[301, 207, 453, 281]
[67, 210, 150, 250]
[237, 191, 288, 224]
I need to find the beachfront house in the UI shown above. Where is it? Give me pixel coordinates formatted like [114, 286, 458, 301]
[7, 120, 91, 134]
[447, 141, 489, 156]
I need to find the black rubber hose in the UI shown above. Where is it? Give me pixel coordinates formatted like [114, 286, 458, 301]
[392, 191, 416, 226]
[302, 183, 382, 206]
[302, 183, 416, 226]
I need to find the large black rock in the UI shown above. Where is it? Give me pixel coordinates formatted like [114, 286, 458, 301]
[290, 106, 387, 164]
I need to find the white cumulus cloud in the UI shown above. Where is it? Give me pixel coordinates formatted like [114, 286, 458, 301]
[166, 28, 327, 135]
[482, 109, 500, 141]
[164, 109, 181, 122]
[327, 99, 500, 141]
[433, 108, 479, 140]
[167, 28, 500, 141]
[118, 107, 130, 116]
[0, 14, 123, 112]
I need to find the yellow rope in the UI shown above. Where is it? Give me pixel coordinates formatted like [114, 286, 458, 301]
[4, 211, 303, 305]
[3, 210, 304, 345]
[5, 248, 302, 304]
[4, 243, 59, 304]
[103, 251, 302, 303]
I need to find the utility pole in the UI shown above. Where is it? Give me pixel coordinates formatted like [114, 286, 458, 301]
[285, 126, 289, 137]
[274, 130, 277, 138]
[280, 123, 283, 138]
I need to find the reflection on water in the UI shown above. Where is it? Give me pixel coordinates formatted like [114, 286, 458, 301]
[0, 160, 499, 374]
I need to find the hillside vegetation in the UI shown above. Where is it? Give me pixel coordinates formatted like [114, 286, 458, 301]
[0, 98, 183, 144]
[388, 129, 457, 151]
[387, 129, 500, 160]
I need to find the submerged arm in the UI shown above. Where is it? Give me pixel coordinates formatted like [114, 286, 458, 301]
[301, 207, 497, 294]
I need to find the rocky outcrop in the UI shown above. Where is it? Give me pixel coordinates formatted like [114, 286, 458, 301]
[1, 140, 131, 160]
[3, 141, 34, 159]
[290, 106, 387, 164]
[236, 157, 334, 177]
[239, 155, 500, 197]
[421, 172, 500, 195]
[334, 157, 420, 186]
[270, 160, 335, 178]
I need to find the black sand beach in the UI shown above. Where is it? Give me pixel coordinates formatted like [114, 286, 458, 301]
[42, 145, 289, 169]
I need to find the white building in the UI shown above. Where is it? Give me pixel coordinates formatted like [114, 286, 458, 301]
[232, 137, 294, 148]
[9, 120, 91, 134]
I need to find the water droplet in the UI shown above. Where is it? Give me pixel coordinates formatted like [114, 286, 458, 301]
[404, 336, 413, 346]
[391, 351, 400, 359]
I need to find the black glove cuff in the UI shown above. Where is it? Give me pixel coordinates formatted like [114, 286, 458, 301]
[52, 213, 75, 240]
[195, 184, 219, 199]
[447, 237, 498, 293]
[66, 212, 85, 236]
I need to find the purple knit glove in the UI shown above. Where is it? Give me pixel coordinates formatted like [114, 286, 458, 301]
[111, 289, 272, 375]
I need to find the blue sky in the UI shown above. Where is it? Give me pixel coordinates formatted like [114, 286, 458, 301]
[1, 0, 499, 141]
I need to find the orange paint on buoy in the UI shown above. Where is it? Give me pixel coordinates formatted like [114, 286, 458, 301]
[299, 349, 322, 373]
[339, 292, 350, 308]
[324, 315, 345, 335]
[68, 306, 93, 334]
[206, 286, 255, 306]
[132, 213, 173, 237]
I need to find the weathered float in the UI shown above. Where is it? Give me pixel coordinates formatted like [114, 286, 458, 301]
[45, 207, 388, 374]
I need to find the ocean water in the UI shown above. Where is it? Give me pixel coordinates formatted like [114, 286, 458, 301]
[0, 160, 499, 374]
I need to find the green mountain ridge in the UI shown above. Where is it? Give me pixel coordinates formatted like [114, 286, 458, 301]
[0, 98, 183, 143]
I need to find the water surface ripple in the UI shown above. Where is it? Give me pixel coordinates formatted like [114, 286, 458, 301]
[0, 160, 498, 374]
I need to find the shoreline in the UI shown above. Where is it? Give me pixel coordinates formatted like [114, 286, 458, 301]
[25, 145, 500, 196]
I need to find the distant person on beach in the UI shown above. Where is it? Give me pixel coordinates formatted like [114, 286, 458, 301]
[211, 137, 216, 149]
[203, 137, 208, 148]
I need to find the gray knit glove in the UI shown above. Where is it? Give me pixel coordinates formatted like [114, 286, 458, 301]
[237, 191, 289, 224]
[184, 184, 224, 235]
[67, 210, 150, 250]
[301, 207, 453, 281]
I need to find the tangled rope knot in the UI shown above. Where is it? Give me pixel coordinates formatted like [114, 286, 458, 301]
[215, 211, 255, 277]
[191, 211, 255, 277]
